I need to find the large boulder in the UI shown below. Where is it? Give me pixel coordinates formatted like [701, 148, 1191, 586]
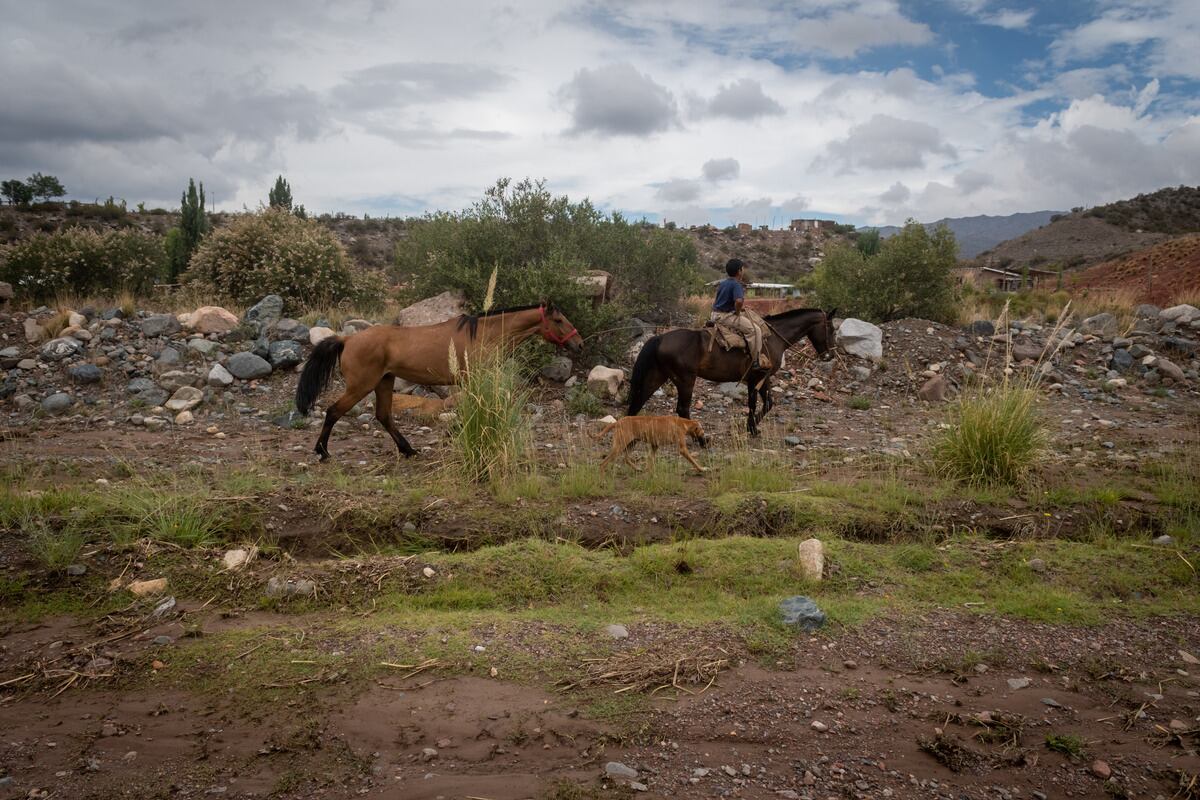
[272, 318, 309, 343]
[182, 306, 239, 334]
[394, 290, 468, 327]
[1160, 304, 1199, 324]
[226, 352, 272, 380]
[41, 337, 83, 362]
[587, 365, 625, 398]
[1080, 313, 1118, 337]
[966, 320, 995, 337]
[342, 319, 374, 336]
[1134, 304, 1162, 319]
[244, 295, 284, 330]
[836, 318, 883, 361]
[540, 356, 573, 383]
[1156, 357, 1187, 383]
[267, 340, 304, 370]
[141, 314, 181, 338]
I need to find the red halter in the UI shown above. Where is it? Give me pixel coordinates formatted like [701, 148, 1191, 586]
[538, 305, 578, 347]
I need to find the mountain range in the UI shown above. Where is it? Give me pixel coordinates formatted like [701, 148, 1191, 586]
[872, 211, 1061, 259]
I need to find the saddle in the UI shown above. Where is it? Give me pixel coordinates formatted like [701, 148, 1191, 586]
[702, 321, 748, 353]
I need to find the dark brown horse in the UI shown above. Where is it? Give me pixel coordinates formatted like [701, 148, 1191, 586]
[296, 304, 583, 461]
[626, 308, 836, 435]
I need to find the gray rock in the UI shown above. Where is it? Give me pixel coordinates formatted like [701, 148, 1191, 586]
[265, 576, 317, 598]
[779, 596, 826, 631]
[226, 352, 273, 380]
[40, 337, 83, 361]
[271, 411, 307, 429]
[837, 318, 883, 360]
[188, 338, 219, 355]
[966, 320, 995, 336]
[849, 365, 871, 381]
[272, 318, 309, 342]
[251, 337, 271, 359]
[208, 363, 234, 387]
[66, 564, 87, 576]
[540, 356, 573, 383]
[0, 346, 19, 358]
[267, 340, 303, 370]
[1081, 313, 1118, 337]
[69, 364, 103, 384]
[604, 624, 629, 640]
[1007, 677, 1032, 690]
[1157, 358, 1186, 382]
[1011, 343, 1042, 362]
[1154, 534, 1175, 546]
[1160, 304, 1199, 323]
[1028, 558, 1047, 573]
[1128, 343, 1153, 359]
[244, 295, 284, 329]
[605, 762, 639, 780]
[784, 435, 801, 446]
[1162, 337, 1197, 356]
[918, 374, 948, 402]
[156, 346, 181, 367]
[717, 381, 748, 400]
[100, 307, 124, 320]
[17, 358, 36, 370]
[1109, 349, 1133, 372]
[41, 392, 73, 415]
[1134, 303, 1161, 318]
[157, 370, 199, 393]
[141, 314, 181, 338]
[152, 635, 173, 646]
[144, 416, 168, 431]
[165, 386, 203, 412]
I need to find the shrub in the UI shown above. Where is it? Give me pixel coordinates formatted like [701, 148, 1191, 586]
[933, 381, 1044, 485]
[185, 208, 385, 308]
[813, 221, 958, 323]
[0, 227, 166, 301]
[24, 520, 85, 572]
[448, 348, 532, 484]
[396, 178, 701, 347]
[567, 384, 606, 417]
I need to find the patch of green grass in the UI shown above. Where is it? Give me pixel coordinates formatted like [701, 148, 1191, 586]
[449, 350, 532, 484]
[557, 464, 612, 498]
[934, 382, 1045, 485]
[24, 519, 86, 571]
[627, 460, 688, 495]
[1045, 732, 1086, 758]
[848, 395, 871, 410]
[709, 452, 793, 495]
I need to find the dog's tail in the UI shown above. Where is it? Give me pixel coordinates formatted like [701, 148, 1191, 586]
[589, 421, 617, 441]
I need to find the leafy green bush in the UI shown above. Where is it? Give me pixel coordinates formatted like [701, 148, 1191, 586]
[814, 221, 958, 323]
[185, 208, 384, 307]
[566, 384, 606, 417]
[933, 382, 1044, 485]
[396, 178, 701, 343]
[0, 227, 166, 300]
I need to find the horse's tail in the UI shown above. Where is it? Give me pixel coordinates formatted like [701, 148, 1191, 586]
[295, 336, 345, 416]
[590, 421, 617, 441]
[627, 335, 663, 416]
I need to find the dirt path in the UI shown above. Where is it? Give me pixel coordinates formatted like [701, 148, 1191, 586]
[2, 611, 1197, 799]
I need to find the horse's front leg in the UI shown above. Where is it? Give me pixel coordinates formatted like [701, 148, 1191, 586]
[674, 376, 696, 419]
[746, 382, 760, 437]
[756, 376, 772, 423]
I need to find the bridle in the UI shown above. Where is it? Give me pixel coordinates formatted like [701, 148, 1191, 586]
[538, 305, 579, 347]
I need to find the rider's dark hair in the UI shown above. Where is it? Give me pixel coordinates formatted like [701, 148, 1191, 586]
[725, 258, 745, 277]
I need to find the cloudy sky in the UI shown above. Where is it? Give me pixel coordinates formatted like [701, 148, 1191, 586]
[2, 0, 1199, 227]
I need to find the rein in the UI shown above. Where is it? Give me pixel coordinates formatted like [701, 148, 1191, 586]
[538, 305, 578, 347]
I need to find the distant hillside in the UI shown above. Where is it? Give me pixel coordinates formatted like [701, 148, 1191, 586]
[1084, 185, 1200, 234]
[683, 226, 854, 283]
[873, 211, 1060, 259]
[1067, 235, 1200, 305]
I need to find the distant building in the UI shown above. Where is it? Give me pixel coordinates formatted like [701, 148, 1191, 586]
[956, 266, 1057, 292]
[789, 218, 837, 232]
[705, 280, 802, 299]
[736, 222, 752, 232]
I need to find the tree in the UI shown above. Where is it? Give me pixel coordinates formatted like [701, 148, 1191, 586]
[813, 220, 958, 323]
[268, 175, 293, 210]
[1, 179, 33, 205]
[855, 228, 881, 257]
[26, 173, 66, 202]
[168, 178, 210, 280]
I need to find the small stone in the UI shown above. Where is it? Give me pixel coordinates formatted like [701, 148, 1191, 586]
[1090, 760, 1111, 779]
[1007, 677, 1032, 690]
[174, 410, 194, 425]
[309, 326, 336, 346]
[1028, 558, 1047, 573]
[223, 548, 256, 571]
[605, 761, 638, 780]
[811, 720, 828, 732]
[1154, 535, 1175, 546]
[165, 386, 203, 412]
[604, 624, 629, 640]
[69, 364, 103, 384]
[1180, 650, 1200, 665]
[779, 596, 825, 630]
[226, 352, 272, 380]
[66, 564, 87, 576]
[141, 314, 181, 338]
[1041, 697, 1062, 708]
[41, 392, 74, 415]
[422, 566, 436, 578]
[207, 363, 234, 387]
[797, 538, 824, 582]
[152, 635, 173, 646]
[128, 578, 168, 597]
[421, 747, 438, 762]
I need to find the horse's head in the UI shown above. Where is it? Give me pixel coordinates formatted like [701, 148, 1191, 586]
[539, 304, 584, 353]
[808, 308, 838, 361]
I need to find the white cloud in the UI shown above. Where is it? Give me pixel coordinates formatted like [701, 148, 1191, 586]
[824, 115, 958, 171]
[655, 178, 703, 203]
[879, 182, 911, 205]
[702, 158, 740, 182]
[979, 8, 1034, 29]
[705, 79, 784, 120]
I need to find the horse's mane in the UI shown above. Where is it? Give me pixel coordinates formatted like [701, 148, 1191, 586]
[764, 306, 824, 321]
[455, 303, 555, 339]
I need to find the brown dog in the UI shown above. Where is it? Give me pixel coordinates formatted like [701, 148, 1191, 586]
[592, 415, 707, 474]
[393, 392, 458, 420]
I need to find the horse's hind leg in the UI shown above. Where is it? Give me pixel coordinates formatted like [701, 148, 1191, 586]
[746, 381, 760, 437]
[373, 375, 417, 458]
[756, 376, 772, 423]
[315, 374, 377, 462]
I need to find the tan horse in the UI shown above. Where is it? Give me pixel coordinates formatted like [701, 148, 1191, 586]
[296, 304, 583, 461]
